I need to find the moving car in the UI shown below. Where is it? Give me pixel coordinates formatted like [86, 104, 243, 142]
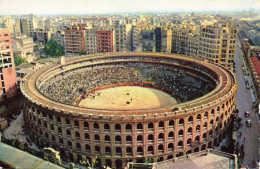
[245, 111, 250, 117]
[246, 120, 251, 127]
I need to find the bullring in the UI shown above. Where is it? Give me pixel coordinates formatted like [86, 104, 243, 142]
[20, 52, 237, 168]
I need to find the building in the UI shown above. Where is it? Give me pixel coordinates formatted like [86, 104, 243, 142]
[21, 19, 30, 37]
[51, 30, 65, 48]
[96, 27, 115, 53]
[237, 30, 260, 107]
[131, 25, 142, 52]
[127, 149, 237, 169]
[20, 14, 36, 37]
[12, 34, 34, 62]
[0, 142, 64, 169]
[33, 28, 52, 48]
[154, 27, 162, 52]
[115, 23, 132, 52]
[172, 28, 198, 56]
[3, 16, 15, 33]
[64, 24, 87, 53]
[161, 29, 172, 53]
[14, 18, 21, 34]
[85, 27, 97, 54]
[21, 53, 236, 169]
[0, 29, 17, 102]
[141, 29, 155, 52]
[198, 20, 237, 70]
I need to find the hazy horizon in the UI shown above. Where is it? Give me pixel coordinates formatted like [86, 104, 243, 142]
[0, 0, 260, 15]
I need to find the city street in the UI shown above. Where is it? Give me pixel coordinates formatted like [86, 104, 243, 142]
[235, 36, 260, 168]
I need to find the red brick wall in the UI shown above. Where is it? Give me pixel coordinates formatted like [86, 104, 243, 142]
[2, 67, 17, 99]
[64, 25, 87, 52]
[97, 30, 113, 53]
[0, 29, 14, 66]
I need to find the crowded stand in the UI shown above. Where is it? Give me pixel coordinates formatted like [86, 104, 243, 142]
[38, 61, 216, 106]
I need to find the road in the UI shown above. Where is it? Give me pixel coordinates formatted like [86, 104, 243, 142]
[235, 35, 260, 168]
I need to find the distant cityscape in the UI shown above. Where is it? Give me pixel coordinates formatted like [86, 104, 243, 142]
[0, 9, 260, 169]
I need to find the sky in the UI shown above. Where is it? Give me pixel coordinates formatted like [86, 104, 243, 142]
[0, 0, 259, 15]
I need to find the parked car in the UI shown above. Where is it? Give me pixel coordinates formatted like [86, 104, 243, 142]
[244, 111, 250, 117]
[246, 120, 251, 127]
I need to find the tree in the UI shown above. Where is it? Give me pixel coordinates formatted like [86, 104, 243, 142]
[80, 156, 98, 168]
[43, 39, 64, 58]
[79, 50, 87, 56]
[14, 53, 27, 66]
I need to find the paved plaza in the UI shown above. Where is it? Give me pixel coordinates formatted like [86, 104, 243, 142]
[3, 111, 40, 151]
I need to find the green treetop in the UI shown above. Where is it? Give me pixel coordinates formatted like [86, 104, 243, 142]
[43, 39, 65, 57]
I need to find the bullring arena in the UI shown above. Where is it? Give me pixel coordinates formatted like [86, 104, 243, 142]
[20, 52, 237, 169]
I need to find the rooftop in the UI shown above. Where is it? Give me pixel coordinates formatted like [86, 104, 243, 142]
[127, 149, 237, 169]
[0, 142, 64, 169]
[155, 150, 236, 169]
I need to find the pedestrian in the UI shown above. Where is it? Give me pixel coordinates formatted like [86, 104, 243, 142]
[244, 136, 246, 141]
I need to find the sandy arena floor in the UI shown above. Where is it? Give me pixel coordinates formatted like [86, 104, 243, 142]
[79, 86, 178, 110]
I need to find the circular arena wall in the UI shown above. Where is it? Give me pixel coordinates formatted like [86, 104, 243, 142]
[21, 52, 236, 169]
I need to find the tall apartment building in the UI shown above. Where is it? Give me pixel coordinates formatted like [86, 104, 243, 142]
[64, 24, 87, 53]
[33, 28, 52, 47]
[12, 34, 34, 61]
[14, 18, 21, 34]
[0, 29, 17, 102]
[141, 29, 156, 52]
[198, 20, 237, 70]
[21, 19, 30, 37]
[3, 16, 15, 33]
[131, 25, 142, 52]
[96, 27, 115, 53]
[153, 27, 172, 52]
[154, 27, 162, 52]
[21, 15, 36, 37]
[51, 30, 65, 48]
[115, 24, 132, 52]
[85, 27, 97, 54]
[161, 29, 172, 53]
[172, 28, 199, 56]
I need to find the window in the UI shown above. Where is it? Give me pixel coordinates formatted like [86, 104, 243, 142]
[137, 135, 143, 143]
[169, 120, 174, 128]
[126, 124, 132, 132]
[85, 133, 90, 141]
[94, 123, 99, 131]
[104, 123, 110, 132]
[94, 134, 100, 142]
[115, 136, 121, 144]
[126, 136, 132, 144]
[178, 130, 183, 137]
[137, 123, 143, 131]
[179, 118, 184, 126]
[105, 146, 111, 155]
[74, 120, 79, 128]
[158, 121, 164, 129]
[115, 124, 121, 132]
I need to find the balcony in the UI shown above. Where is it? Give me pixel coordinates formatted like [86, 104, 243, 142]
[126, 141, 132, 144]
[105, 152, 111, 156]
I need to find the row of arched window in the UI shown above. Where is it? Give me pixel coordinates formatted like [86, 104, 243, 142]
[25, 96, 234, 130]
[27, 108, 231, 133]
